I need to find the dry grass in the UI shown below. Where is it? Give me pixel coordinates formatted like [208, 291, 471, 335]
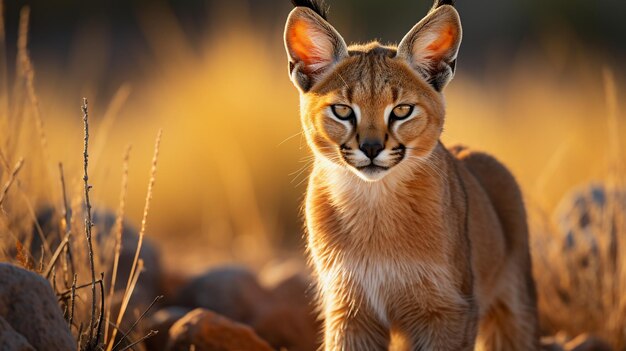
[0, 2, 624, 350]
[531, 71, 626, 349]
[0, 5, 164, 349]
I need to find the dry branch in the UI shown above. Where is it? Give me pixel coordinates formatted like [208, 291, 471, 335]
[68, 273, 77, 330]
[0, 158, 24, 208]
[58, 162, 75, 286]
[81, 98, 99, 348]
[117, 330, 158, 351]
[111, 295, 163, 351]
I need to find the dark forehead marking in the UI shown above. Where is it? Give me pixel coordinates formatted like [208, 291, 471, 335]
[391, 87, 399, 102]
[345, 43, 399, 100]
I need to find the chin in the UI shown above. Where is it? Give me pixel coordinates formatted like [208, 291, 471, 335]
[352, 165, 390, 182]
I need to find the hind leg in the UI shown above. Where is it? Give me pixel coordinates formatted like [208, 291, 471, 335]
[476, 269, 540, 351]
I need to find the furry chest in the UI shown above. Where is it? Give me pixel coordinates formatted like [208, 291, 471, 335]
[316, 253, 456, 325]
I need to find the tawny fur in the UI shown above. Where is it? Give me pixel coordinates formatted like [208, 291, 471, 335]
[284, 3, 539, 350]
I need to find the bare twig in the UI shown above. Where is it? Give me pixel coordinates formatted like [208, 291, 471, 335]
[117, 330, 158, 351]
[59, 163, 75, 286]
[58, 278, 104, 299]
[44, 234, 70, 278]
[111, 295, 163, 351]
[81, 98, 98, 347]
[0, 158, 24, 208]
[38, 245, 44, 272]
[68, 273, 77, 330]
[96, 272, 105, 348]
[105, 145, 131, 342]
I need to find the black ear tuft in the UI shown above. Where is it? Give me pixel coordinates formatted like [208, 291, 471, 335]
[432, 0, 455, 9]
[290, 0, 329, 21]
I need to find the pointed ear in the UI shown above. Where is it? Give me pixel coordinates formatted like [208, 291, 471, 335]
[284, 7, 348, 92]
[397, 5, 462, 91]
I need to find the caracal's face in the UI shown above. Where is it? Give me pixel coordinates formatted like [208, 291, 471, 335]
[300, 45, 445, 182]
[284, 5, 461, 181]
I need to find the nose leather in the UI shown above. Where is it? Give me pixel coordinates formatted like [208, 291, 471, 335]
[360, 140, 384, 159]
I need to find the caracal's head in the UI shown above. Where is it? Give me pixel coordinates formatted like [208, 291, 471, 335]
[284, 0, 461, 182]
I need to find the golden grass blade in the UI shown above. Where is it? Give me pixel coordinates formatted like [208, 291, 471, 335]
[104, 145, 131, 343]
[107, 129, 160, 350]
[106, 259, 144, 351]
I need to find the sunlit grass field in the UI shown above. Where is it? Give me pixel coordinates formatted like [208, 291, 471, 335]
[7, 9, 621, 268]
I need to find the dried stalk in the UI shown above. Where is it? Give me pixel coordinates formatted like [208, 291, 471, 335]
[117, 330, 158, 351]
[104, 145, 131, 343]
[111, 295, 163, 351]
[96, 272, 105, 348]
[81, 98, 98, 348]
[44, 234, 70, 278]
[107, 130, 161, 350]
[68, 273, 77, 330]
[106, 259, 144, 351]
[58, 163, 75, 286]
[0, 158, 24, 208]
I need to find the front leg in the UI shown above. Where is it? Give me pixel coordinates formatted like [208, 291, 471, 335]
[392, 293, 477, 351]
[323, 292, 390, 351]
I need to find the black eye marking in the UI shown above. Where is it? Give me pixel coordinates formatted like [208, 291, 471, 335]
[331, 104, 356, 122]
[390, 104, 414, 121]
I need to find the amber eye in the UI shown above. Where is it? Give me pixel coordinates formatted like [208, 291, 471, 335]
[391, 104, 414, 120]
[331, 104, 354, 121]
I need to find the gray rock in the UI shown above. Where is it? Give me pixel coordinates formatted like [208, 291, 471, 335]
[0, 263, 75, 350]
[173, 266, 272, 324]
[0, 317, 34, 351]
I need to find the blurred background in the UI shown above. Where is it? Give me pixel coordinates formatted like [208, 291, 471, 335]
[1, 0, 625, 273]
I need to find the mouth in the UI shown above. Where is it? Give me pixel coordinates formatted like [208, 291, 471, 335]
[357, 164, 389, 172]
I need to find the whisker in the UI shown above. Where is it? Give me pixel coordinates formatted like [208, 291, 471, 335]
[277, 131, 303, 147]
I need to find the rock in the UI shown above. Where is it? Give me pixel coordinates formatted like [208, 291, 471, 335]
[173, 266, 272, 324]
[143, 306, 191, 351]
[0, 263, 76, 350]
[253, 274, 320, 351]
[166, 308, 273, 351]
[0, 317, 34, 351]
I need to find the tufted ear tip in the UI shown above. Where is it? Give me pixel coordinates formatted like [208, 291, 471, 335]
[432, 0, 455, 9]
